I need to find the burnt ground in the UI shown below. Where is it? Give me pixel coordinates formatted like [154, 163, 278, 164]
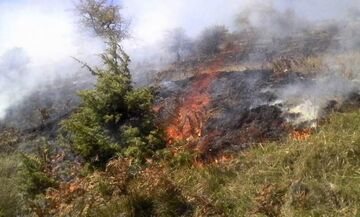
[155, 69, 360, 159]
[2, 68, 359, 161]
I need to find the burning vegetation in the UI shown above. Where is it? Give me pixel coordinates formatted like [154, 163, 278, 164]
[1, 0, 360, 216]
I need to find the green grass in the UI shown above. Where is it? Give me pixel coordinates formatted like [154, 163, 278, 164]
[161, 110, 360, 216]
[0, 154, 22, 217]
[0, 129, 22, 216]
[25, 110, 360, 217]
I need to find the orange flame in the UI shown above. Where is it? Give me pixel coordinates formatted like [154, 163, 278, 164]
[165, 57, 224, 143]
[193, 153, 233, 168]
[165, 77, 212, 142]
[214, 154, 233, 164]
[291, 129, 312, 141]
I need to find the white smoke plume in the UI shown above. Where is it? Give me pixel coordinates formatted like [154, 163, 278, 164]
[275, 73, 359, 125]
[1, 0, 360, 121]
[0, 0, 104, 120]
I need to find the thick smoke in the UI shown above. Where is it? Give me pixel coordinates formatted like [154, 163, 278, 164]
[228, 1, 360, 126]
[124, 0, 360, 83]
[0, 0, 103, 120]
[0, 48, 31, 118]
[235, 3, 310, 38]
[1, 0, 360, 124]
[123, 0, 360, 55]
[274, 73, 359, 125]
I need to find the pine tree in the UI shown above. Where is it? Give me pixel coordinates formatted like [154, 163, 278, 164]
[62, 0, 165, 167]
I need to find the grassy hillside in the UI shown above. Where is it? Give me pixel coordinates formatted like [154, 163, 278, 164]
[149, 110, 360, 216]
[1, 2, 360, 215]
[1, 52, 360, 217]
[11, 109, 357, 216]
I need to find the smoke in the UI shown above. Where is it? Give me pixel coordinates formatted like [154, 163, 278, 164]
[121, 0, 360, 84]
[121, 0, 360, 46]
[274, 73, 359, 125]
[1, 0, 360, 123]
[0, 48, 30, 118]
[122, 0, 360, 55]
[121, 0, 242, 47]
[0, 0, 104, 120]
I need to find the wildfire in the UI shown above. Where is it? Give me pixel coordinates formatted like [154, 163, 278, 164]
[291, 129, 312, 141]
[165, 57, 224, 143]
[165, 77, 212, 142]
[214, 154, 233, 164]
[193, 153, 233, 168]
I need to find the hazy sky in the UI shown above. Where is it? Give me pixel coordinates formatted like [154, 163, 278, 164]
[121, 0, 359, 48]
[0, 0, 359, 118]
[0, 0, 358, 61]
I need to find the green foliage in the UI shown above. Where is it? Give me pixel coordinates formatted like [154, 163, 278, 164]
[0, 154, 22, 217]
[21, 154, 57, 197]
[27, 110, 360, 216]
[62, 106, 120, 165]
[0, 128, 20, 154]
[20, 143, 58, 198]
[62, 72, 165, 166]
[0, 128, 23, 217]
[77, 0, 128, 40]
[62, 0, 165, 167]
[139, 111, 358, 216]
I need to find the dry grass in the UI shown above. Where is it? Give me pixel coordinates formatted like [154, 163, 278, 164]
[271, 51, 360, 79]
[48, 109, 360, 217]
[158, 110, 360, 216]
[0, 154, 22, 217]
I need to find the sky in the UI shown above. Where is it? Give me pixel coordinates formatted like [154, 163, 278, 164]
[0, 0, 359, 118]
[0, 0, 358, 62]
[121, 0, 359, 50]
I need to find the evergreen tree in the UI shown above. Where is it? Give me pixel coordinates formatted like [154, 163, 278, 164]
[62, 0, 165, 167]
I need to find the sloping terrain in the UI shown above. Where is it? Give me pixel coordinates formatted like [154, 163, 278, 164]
[1, 18, 360, 217]
[155, 68, 360, 161]
[22, 109, 360, 216]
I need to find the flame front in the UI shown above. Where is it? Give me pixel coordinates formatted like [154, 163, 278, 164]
[166, 57, 224, 143]
[291, 129, 312, 141]
[165, 74, 214, 142]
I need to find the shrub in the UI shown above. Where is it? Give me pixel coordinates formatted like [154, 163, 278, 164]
[21, 154, 58, 197]
[62, 0, 165, 167]
[20, 141, 58, 198]
[196, 25, 229, 56]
